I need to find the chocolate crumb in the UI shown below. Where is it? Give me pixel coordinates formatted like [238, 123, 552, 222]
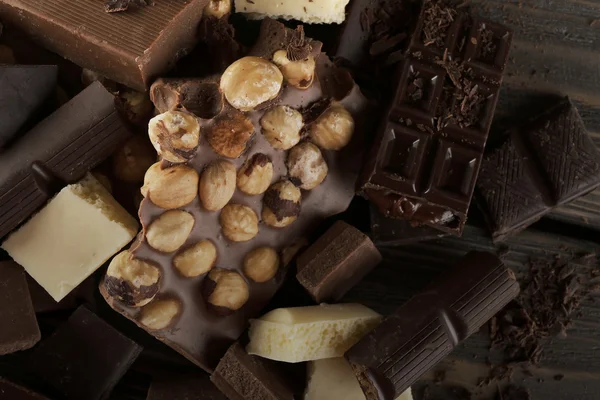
[421, 0, 458, 48]
[105, 0, 154, 13]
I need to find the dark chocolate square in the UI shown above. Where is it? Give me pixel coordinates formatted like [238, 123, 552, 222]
[464, 19, 513, 79]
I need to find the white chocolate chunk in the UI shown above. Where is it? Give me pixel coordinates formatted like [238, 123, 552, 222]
[305, 358, 413, 400]
[234, 0, 350, 24]
[2, 174, 138, 302]
[246, 303, 381, 362]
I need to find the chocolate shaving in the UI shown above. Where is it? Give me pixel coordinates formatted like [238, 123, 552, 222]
[105, 0, 154, 13]
[421, 0, 458, 48]
[286, 27, 312, 61]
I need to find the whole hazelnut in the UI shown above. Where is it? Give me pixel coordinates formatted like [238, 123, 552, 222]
[260, 106, 303, 150]
[173, 240, 217, 278]
[262, 180, 301, 228]
[220, 204, 259, 242]
[220, 56, 283, 111]
[119, 89, 154, 126]
[205, 268, 249, 311]
[287, 142, 328, 190]
[204, 0, 231, 18]
[113, 135, 157, 183]
[272, 50, 316, 90]
[199, 160, 236, 211]
[139, 298, 181, 330]
[309, 103, 355, 150]
[141, 162, 199, 209]
[105, 250, 161, 307]
[207, 111, 254, 158]
[146, 210, 195, 253]
[148, 111, 200, 163]
[243, 247, 280, 283]
[237, 154, 273, 195]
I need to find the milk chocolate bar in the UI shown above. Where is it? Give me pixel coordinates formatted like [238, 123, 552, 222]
[0, 82, 132, 239]
[476, 98, 600, 241]
[345, 251, 519, 400]
[359, 0, 513, 235]
[0, 0, 210, 90]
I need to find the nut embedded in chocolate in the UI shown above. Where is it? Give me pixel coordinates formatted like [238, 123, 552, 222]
[204, 268, 249, 312]
[204, 0, 231, 18]
[146, 210, 195, 253]
[260, 105, 303, 150]
[220, 204, 259, 242]
[141, 162, 199, 209]
[243, 247, 280, 283]
[139, 298, 181, 330]
[272, 49, 316, 90]
[262, 180, 301, 228]
[309, 103, 355, 150]
[173, 240, 217, 278]
[237, 153, 274, 195]
[105, 250, 161, 307]
[113, 135, 157, 183]
[199, 160, 237, 211]
[207, 111, 255, 158]
[150, 78, 224, 119]
[148, 111, 200, 163]
[287, 142, 328, 190]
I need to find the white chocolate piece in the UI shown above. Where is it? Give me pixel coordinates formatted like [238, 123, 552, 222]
[234, 0, 350, 24]
[2, 174, 138, 302]
[305, 358, 413, 400]
[247, 303, 381, 363]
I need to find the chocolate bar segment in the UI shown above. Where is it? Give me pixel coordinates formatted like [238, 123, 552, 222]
[345, 251, 519, 400]
[476, 98, 600, 241]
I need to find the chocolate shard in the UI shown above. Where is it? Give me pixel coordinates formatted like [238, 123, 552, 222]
[28, 306, 142, 400]
[0, 378, 49, 400]
[0, 261, 40, 355]
[148, 374, 227, 400]
[150, 77, 224, 119]
[476, 97, 600, 241]
[0, 81, 132, 239]
[0, 0, 210, 90]
[296, 221, 382, 303]
[0, 65, 57, 148]
[345, 251, 520, 400]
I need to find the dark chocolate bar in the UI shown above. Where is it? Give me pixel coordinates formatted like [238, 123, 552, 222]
[296, 221, 382, 303]
[0, 261, 40, 355]
[0, 378, 48, 400]
[148, 374, 227, 400]
[0, 0, 210, 91]
[476, 98, 600, 241]
[28, 306, 142, 400]
[0, 81, 132, 239]
[359, 0, 513, 235]
[345, 251, 519, 400]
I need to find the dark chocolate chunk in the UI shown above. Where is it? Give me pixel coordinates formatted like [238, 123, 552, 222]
[0, 261, 40, 355]
[0, 378, 48, 400]
[296, 221, 382, 303]
[345, 251, 519, 400]
[476, 98, 600, 241]
[28, 306, 142, 400]
[147, 374, 227, 400]
[150, 78, 224, 119]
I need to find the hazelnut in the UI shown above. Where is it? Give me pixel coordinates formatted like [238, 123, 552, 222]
[139, 298, 181, 330]
[113, 135, 157, 183]
[149, 111, 200, 163]
[309, 103, 355, 150]
[287, 142, 328, 190]
[243, 247, 280, 283]
[262, 180, 301, 228]
[220, 204, 259, 242]
[105, 250, 161, 307]
[118, 89, 154, 126]
[260, 106, 303, 150]
[220, 56, 283, 111]
[146, 210, 195, 252]
[141, 162, 199, 209]
[205, 268, 249, 311]
[173, 240, 217, 278]
[207, 111, 254, 158]
[272, 50, 316, 90]
[204, 0, 231, 18]
[237, 154, 273, 195]
[199, 160, 236, 211]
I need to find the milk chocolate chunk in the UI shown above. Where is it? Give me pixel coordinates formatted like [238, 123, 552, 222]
[476, 98, 600, 241]
[296, 221, 382, 302]
[345, 252, 519, 400]
[0, 261, 40, 355]
[0, 0, 210, 90]
[28, 306, 142, 400]
[148, 374, 227, 400]
[0, 378, 48, 400]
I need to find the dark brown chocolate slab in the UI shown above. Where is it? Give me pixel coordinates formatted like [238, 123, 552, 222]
[0, 378, 48, 400]
[147, 374, 226, 400]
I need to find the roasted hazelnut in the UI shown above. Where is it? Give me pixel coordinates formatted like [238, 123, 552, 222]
[205, 268, 249, 311]
[220, 56, 283, 111]
[146, 210, 195, 253]
[272, 50, 316, 90]
[287, 142, 328, 190]
[173, 240, 217, 278]
[220, 204, 259, 242]
[119, 89, 154, 126]
[243, 247, 280, 283]
[139, 298, 181, 330]
[105, 250, 160, 307]
[199, 160, 236, 211]
[113, 135, 156, 183]
[207, 111, 254, 158]
[260, 106, 303, 150]
[148, 111, 200, 163]
[262, 180, 301, 228]
[141, 162, 199, 209]
[309, 103, 355, 150]
[204, 0, 231, 18]
[237, 154, 273, 195]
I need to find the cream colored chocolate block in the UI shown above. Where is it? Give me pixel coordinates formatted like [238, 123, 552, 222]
[246, 303, 381, 363]
[2, 174, 138, 302]
[305, 358, 413, 400]
[234, 0, 350, 24]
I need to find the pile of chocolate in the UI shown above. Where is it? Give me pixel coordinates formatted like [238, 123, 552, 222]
[0, 0, 599, 399]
